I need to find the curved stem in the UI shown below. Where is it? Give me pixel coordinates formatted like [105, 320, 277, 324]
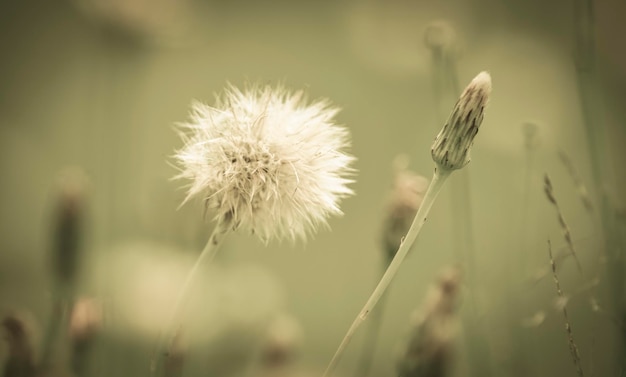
[322, 167, 452, 377]
[151, 222, 230, 376]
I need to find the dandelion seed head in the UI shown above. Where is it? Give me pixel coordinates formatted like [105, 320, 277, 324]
[431, 71, 491, 170]
[173, 84, 355, 243]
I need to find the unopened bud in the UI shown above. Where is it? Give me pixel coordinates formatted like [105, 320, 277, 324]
[431, 71, 491, 170]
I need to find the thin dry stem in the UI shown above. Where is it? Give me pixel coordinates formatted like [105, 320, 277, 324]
[544, 174, 584, 275]
[548, 240, 584, 377]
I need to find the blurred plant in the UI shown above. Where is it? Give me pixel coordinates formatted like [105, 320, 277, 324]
[155, 84, 355, 375]
[202, 265, 286, 377]
[51, 168, 88, 291]
[323, 71, 491, 377]
[163, 331, 184, 377]
[68, 298, 102, 377]
[259, 313, 303, 369]
[251, 313, 304, 377]
[423, 20, 462, 130]
[40, 169, 88, 373]
[381, 156, 430, 262]
[354, 156, 428, 377]
[72, 0, 197, 46]
[2, 313, 37, 377]
[396, 266, 462, 377]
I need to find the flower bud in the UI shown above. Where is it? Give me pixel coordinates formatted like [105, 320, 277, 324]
[431, 71, 491, 170]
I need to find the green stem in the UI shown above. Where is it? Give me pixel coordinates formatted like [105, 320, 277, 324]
[322, 167, 452, 377]
[151, 222, 229, 376]
[352, 267, 391, 377]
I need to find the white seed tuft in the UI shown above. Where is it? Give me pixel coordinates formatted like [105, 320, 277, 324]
[173, 84, 356, 243]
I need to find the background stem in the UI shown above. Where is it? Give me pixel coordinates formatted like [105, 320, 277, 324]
[572, 0, 625, 370]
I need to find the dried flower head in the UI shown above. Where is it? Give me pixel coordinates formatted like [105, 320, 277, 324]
[431, 71, 491, 170]
[173, 84, 355, 243]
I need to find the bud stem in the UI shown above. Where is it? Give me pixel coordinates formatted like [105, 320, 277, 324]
[322, 167, 453, 377]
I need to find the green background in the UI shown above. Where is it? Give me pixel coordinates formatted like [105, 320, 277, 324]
[1, 0, 625, 376]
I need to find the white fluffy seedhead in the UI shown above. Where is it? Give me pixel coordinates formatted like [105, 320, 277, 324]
[173, 84, 355, 243]
[431, 71, 491, 170]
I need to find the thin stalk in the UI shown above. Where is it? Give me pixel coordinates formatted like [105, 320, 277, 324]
[322, 167, 452, 377]
[352, 270, 391, 377]
[151, 222, 229, 376]
[548, 240, 585, 377]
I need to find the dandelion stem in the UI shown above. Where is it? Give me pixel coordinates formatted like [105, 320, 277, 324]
[322, 167, 452, 377]
[151, 222, 229, 376]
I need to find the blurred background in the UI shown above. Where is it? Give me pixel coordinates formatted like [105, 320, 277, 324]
[1, 0, 625, 376]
